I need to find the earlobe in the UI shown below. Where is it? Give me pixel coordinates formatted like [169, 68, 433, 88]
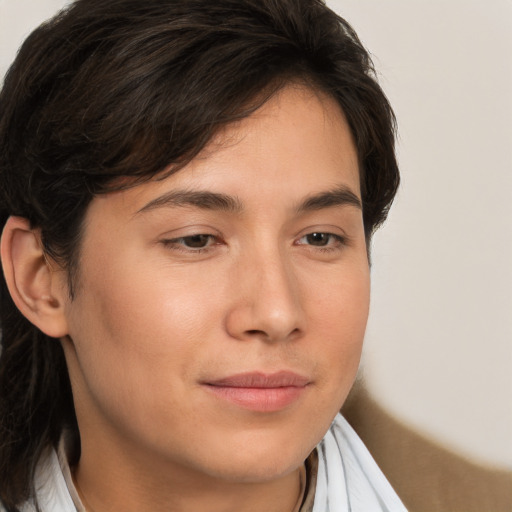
[0, 216, 69, 338]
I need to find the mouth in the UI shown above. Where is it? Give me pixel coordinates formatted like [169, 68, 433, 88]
[202, 371, 311, 412]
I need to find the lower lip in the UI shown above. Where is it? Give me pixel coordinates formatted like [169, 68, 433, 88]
[203, 385, 307, 412]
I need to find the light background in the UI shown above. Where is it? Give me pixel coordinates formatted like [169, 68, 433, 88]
[1, 0, 510, 470]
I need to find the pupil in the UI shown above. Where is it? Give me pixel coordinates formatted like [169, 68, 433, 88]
[307, 233, 328, 246]
[185, 235, 209, 248]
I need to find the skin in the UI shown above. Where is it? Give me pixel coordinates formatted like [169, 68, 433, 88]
[2, 85, 370, 512]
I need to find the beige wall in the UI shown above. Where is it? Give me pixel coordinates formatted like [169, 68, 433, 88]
[329, 0, 512, 469]
[1, 0, 510, 469]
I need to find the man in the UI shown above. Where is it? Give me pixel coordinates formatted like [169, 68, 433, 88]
[0, 1, 403, 510]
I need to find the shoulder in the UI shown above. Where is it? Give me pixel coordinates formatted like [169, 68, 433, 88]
[342, 385, 512, 512]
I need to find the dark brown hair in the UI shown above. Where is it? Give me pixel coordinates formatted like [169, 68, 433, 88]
[0, 0, 399, 508]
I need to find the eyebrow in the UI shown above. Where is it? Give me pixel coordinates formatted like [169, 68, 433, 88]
[136, 190, 244, 215]
[296, 186, 362, 213]
[136, 185, 361, 216]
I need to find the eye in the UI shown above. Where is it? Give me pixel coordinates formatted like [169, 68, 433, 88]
[161, 234, 218, 252]
[178, 234, 214, 248]
[297, 232, 345, 248]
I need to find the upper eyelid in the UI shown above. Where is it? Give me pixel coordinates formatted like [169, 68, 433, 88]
[158, 225, 222, 239]
[163, 233, 218, 243]
[295, 224, 348, 239]
[296, 232, 346, 244]
[160, 234, 221, 251]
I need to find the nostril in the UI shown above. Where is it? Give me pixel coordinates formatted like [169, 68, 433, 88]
[246, 329, 266, 336]
[243, 327, 301, 342]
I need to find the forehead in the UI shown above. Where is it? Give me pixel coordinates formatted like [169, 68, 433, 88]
[91, 85, 360, 217]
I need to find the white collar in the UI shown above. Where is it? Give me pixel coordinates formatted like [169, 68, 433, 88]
[312, 414, 407, 511]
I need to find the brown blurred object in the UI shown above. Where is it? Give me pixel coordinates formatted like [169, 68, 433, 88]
[341, 383, 512, 512]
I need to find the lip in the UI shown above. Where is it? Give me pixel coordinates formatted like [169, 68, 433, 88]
[202, 371, 310, 412]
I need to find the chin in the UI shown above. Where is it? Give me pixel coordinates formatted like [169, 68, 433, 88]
[189, 424, 320, 484]
[203, 450, 307, 484]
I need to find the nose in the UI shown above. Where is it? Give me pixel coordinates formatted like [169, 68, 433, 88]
[225, 249, 304, 343]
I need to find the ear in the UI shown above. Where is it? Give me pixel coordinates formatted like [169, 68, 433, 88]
[0, 216, 69, 338]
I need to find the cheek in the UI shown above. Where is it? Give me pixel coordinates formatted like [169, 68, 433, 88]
[67, 247, 235, 412]
[76, 247, 220, 342]
[65, 261, 222, 443]
[308, 258, 370, 337]
[306, 262, 370, 386]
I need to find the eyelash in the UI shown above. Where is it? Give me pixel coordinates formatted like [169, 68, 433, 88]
[160, 234, 219, 253]
[160, 231, 347, 255]
[295, 232, 347, 252]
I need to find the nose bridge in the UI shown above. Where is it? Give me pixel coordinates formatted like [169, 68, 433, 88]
[227, 241, 303, 342]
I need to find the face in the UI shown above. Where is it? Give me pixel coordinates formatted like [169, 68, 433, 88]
[61, 86, 370, 484]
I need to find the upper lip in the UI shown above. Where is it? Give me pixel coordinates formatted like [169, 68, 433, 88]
[204, 371, 310, 388]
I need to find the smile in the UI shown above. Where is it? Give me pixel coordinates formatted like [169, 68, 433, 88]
[202, 371, 311, 412]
